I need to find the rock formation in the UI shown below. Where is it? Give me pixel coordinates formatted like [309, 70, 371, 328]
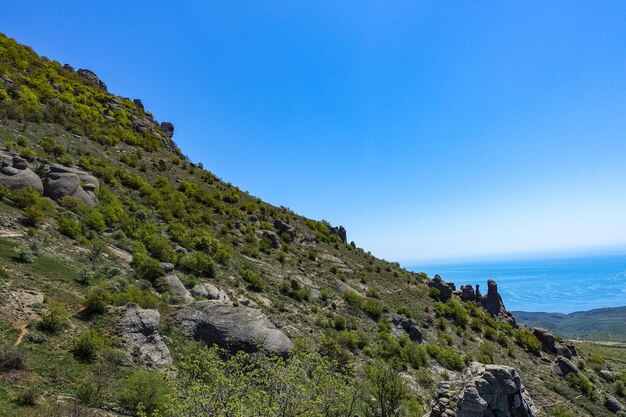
[330, 225, 347, 243]
[177, 301, 292, 355]
[532, 328, 576, 358]
[428, 275, 456, 302]
[552, 356, 579, 377]
[42, 164, 99, 207]
[460, 285, 476, 302]
[133, 98, 145, 111]
[116, 303, 172, 367]
[273, 219, 296, 239]
[383, 313, 423, 343]
[0, 156, 43, 194]
[160, 121, 174, 138]
[605, 393, 625, 414]
[160, 262, 193, 304]
[427, 363, 537, 417]
[478, 279, 516, 326]
[77, 68, 107, 91]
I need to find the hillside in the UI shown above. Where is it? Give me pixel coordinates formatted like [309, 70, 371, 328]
[0, 32, 625, 417]
[514, 306, 626, 342]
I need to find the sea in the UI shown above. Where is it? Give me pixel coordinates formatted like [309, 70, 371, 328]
[409, 253, 626, 314]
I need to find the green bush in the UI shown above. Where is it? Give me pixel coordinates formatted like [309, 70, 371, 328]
[425, 343, 465, 371]
[179, 252, 216, 278]
[72, 330, 106, 362]
[241, 268, 265, 292]
[0, 345, 26, 371]
[566, 372, 594, 397]
[512, 329, 541, 355]
[344, 291, 363, 309]
[82, 208, 106, 231]
[58, 215, 82, 238]
[83, 287, 109, 315]
[362, 298, 383, 319]
[37, 301, 71, 333]
[118, 369, 170, 414]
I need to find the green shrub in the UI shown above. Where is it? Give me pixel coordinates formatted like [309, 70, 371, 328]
[118, 369, 170, 414]
[0, 345, 26, 371]
[132, 252, 164, 284]
[83, 287, 109, 315]
[179, 252, 216, 278]
[13, 244, 34, 263]
[82, 208, 106, 231]
[58, 215, 82, 238]
[552, 406, 573, 417]
[362, 299, 383, 319]
[344, 291, 363, 309]
[37, 301, 71, 333]
[14, 386, 38, 406]
[566, 372, 594, 397]
[72, 330, 106, 362]
[241, 268, 264, 292]
[512, 329, 541, 355]
[425, 343, 465, 371]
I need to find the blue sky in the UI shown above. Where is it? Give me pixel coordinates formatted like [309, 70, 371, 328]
[3, 1, 626, 264]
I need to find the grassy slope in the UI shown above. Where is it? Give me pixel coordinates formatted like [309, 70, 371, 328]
[0, 32, 624, 416]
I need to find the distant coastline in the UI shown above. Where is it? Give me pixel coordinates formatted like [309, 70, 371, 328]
[408, 252, 626, 314]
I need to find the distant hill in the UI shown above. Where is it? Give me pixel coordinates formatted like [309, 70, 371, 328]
[513, 306, 626, 342]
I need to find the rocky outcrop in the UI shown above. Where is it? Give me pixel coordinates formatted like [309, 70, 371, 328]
[552, 356, 579, 377]
[160, 122, 174, 138]
[273, 219, 296, 239]
[191, 283, 219, 300]
[176, 301, 292, 355]
[77, 68, 107, 91]
[383, 313, 423, 342]
[160, 262, 193, 304]
[133, 99, 145, 111]
[600, 370, 615, 382]
[116, 303, 172, 367]
[532, 328, 556, 353]
[554, 343, 574, 359]
[42, 164, 98, 207]
[330, 225, 347, 243]
[460, 285, 476, 302]
[255, 229, 280, 249]
[428, 275, 456, 302]
[479, 280, 517, 326]
[605, 393, 625, 414]
[0, 156, 43, 194]
[427, 364, 537, 417]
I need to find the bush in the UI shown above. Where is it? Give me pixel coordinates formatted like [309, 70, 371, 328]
[58, 215, 82, 238]
[82, 208, 106, 231]
[425, 343, 465, 371]
[14, 386, 38, 406]
[72, 330, 106, 362]
[0, 345, 26, 371]
[83, 287, 109, 315]
[37, 301, 71, 333]
[132, 252, 164, 284]
[13, 244, 34, 263]
[118, 369, 170, 414]
[344, 291, 363, 309]
[362, 299, 383, 319]
[241, 268, 264, 292]
[512, 329, 541, 355]
[566, 373, 594, 397]
[179, 252, 216, 278]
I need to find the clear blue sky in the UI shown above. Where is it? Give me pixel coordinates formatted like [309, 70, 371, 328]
[3, 1, 626, 264]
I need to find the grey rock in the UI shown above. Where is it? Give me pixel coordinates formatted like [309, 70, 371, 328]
[42, 164, 98, 207]
[532, 328, 556, 354]
[191, 283, 220, 300]
[383, 313, 423, 343]
[160, 263, 193, 304]
[554, 343, 573, 359]
[173, 243, 188, 254]
[77, 68, 107, 91]
[256, 229, 280, 248]
[605, 393, 625, 413]
[177, 301, 292, 355]
[460, 285, 476, 302]
[116, 303, 172, 367]
[330, 225, 347, 243]
[0, 159, 43, 194]
[273, 219, 296, 239]
[63, 64, 75, 72]
[25, 332, 47, 344]
[12, 156, 28, 170]
[133, 99, 144, 111]
[552, 356, 579, 377]
[600, 370, 615, 382]
[160, 122, 174, 139]
[428, 275, 456, 302]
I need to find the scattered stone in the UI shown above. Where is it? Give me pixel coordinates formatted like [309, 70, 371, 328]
[552, 356, 579, 377]
[600, 370, 615, 382]
[160, 262, 193, 304]
[25, 332, 47, 344]
[173, 243, 188, 254]
[176, 301, 292, 355]
[191, 283, 220, 300]
[555, 343, 573, 359]
[383, 313, 423, 342]
[273, 219, 296, 239]
[256, 229, 280, 248]
[116, 303, 172, 367]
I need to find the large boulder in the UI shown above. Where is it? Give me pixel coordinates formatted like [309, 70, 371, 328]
[532, 328, 556, 353]
[42, 164, 98, 207]
[552, 356, 579, 378]
[330, 225, 347, 243]
[383, 313, 423, 343]
[460, 285, 476, 302]
[0, 157, 43, 194]
[191, 283, 220, 300]
[160, 262, 193, 304]
[160, 122, 174, 138]
[427, 364, 537, 417]
[116, 303, 172, 367]
[428, 275, 456, 302]
[605, 393, 625, 414]
[176, 301, 292, 355]
[77, 68, 107, 91]
[273, 219, 296, 239]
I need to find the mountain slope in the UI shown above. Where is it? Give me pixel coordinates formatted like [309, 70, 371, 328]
[514, 306, 626, 342]
[0, 32, 624, 417]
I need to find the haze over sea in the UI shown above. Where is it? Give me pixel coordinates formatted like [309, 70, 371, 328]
[409, 253, 626, 314]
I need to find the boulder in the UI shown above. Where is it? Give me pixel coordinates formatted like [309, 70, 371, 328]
[77, 68, 107, 91]
[605, 393, 625, 413]
[256, 229, 280, 249]
[455, 363, 537, 417]
[532, 328, 556, 353]
[428, 275, 456, 302]
[160, 122, 174, 138]
[554, 343, 573, 359]
[460, 285, 476, 302]
[191, 283, 220, 300]
[63, 63, 75, 72]
[330, 225, 347, 243]
[133, 99, 145, 111]
[600, 370, 615, 382]
[383, 313, 423, 343]
[480, 279, 507, 317]
[42, 164, 98, 207]
[176, 301, 292, 355]
[160, 262, 193, 304]
[0, 158, 43, 194]
[116, 303, 172, 367]
[273, 219, 296, 239]
[552, 356, 579, 378]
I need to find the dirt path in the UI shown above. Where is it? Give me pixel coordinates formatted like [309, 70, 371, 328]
[14, 322, 28, 346]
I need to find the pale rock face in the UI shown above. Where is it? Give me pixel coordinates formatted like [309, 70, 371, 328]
[0, 157, 43, 194]
[116, 303, 172, 367]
